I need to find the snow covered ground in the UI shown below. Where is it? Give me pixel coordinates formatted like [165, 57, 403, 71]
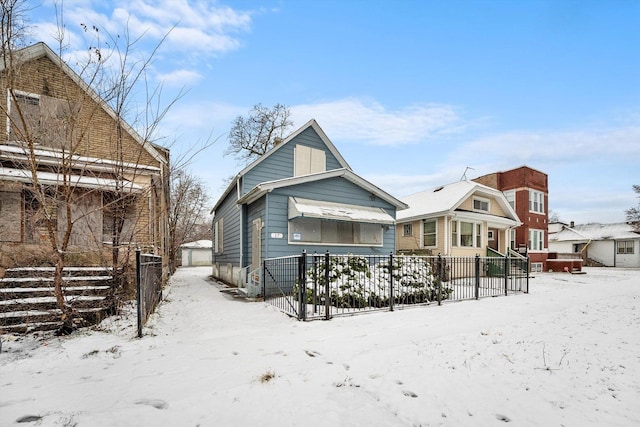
[1, 266, 639, 426]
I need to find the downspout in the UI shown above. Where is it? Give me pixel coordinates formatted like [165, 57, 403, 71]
[237, 178, 243, 268]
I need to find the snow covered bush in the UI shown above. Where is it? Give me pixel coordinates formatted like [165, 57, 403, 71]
[304, 255, 453, 308]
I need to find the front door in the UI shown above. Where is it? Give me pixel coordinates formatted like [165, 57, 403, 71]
[251, 218, 262, 273]
[488, 228, 498, 251]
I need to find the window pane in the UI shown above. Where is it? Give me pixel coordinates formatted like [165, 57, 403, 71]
[460, 222, 473, 247]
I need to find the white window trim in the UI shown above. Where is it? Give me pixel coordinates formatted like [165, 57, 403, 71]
[451, 219, 483, 248]
[529, 190, 545, 214]
[504, 190, 516, 210]
[214, 218, 223, 253]
[531, 262, 543, 273]
[528, 229, 544, 252]
[473, 196, 490, 213]
[422, 219, 437, 248]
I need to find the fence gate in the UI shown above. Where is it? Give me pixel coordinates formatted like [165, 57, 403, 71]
[136, 249, 163, 337]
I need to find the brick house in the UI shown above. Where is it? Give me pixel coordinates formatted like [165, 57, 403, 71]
[473, 166, 549, 272]
[0, 42, 170, 274]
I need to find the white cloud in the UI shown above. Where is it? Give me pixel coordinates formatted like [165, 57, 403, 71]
[156, 69, 203, 87]
[449, 124, 640, 167]
[290, 98, 463, 146]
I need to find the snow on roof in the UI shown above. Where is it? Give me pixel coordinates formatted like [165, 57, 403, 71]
[180, 240, 213, 249]
[397, 180, 511, 221]
[550, 223, 639, 242]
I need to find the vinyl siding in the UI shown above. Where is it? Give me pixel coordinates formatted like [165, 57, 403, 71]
[241, 127, 344, 196]
[258, 176, 397, 258]
[212, 190, 241, 266]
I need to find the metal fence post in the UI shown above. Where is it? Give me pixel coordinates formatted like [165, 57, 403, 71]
[475, 254, 480, 300]
[437, 253, 442, 306]
[136, 247, 142, 338]
[324, 251, 330, 320]
[262, 259, 266, 299]
[525, 256, 530, 294]
[389, 252, 394, 312]
[504, 253, 510, 296]
[299, 250, 307, 321]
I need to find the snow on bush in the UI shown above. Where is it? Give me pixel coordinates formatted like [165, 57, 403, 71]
[303, 255, 453, 308]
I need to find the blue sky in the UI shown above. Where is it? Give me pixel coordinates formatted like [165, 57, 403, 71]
[28, 0, 640, 224]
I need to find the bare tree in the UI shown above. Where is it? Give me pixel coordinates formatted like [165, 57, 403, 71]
[0, 1, 175, 333]
[168, 169, 211, 272]
[225, 103, 292, 164]
[626, 184, 640, 228]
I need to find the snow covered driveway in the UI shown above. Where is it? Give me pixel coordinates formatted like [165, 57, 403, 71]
[1, 267, 639, 426]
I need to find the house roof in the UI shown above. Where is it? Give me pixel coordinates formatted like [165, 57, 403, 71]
[236, 168, 408, 210]
[180, 240, 213, 249]
[1, 42, 168, 166]
[397, 180, 520, 226]
[212, 119, 390, 213]
[550, 223, 640, 242]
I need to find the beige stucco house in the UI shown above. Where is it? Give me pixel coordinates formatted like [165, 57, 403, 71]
[397, 180, 521, 256]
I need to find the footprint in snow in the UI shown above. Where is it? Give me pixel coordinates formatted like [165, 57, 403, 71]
[16, 415, 42, 423]
[134, 399, 168, 410]
[305, 350, 321, 357]
[402, 390, 418, 398]
[495, 413, 511, 422]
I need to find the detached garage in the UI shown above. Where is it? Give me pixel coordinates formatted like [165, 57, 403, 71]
[180, 240, 213, 267]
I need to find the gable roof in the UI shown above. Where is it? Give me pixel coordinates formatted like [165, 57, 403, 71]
[1, 42, 167, 166]
[212, 119, 354, 213]
[550, 223, 640, 242]
[236, 168, 408, 210]
[397, 180, 520, 225]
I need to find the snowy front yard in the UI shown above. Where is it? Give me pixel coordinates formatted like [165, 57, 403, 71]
[1, 267, 639, 426]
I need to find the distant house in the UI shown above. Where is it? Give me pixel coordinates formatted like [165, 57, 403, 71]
[549, 222, 640, 268]
[473, 166, 549, 272]
[180, 240, 213, 267]
[210, 119, 408, 295]
[396, 180, 521, 256]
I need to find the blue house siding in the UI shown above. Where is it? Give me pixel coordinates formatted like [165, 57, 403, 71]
[212, 190, 241, 266]
[256, 177, 397, 259]
[241, 127, 344, 195]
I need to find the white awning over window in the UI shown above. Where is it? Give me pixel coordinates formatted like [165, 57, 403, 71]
[288, 196, 395, 224]
[0, 166, 143, 192]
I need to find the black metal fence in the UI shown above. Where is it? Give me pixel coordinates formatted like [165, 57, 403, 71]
[263, 251, 529, 320]
[136, 249, 163, 337]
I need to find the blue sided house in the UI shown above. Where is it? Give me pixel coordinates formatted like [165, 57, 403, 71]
[211, 119, 408, 296]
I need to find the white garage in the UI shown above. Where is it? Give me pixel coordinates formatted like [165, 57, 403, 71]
[180, 240, 213, 267]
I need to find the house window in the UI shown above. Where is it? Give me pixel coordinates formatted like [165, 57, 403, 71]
[7, 90, 78, 149]
[510, 229, 516, 249]
[294, 144, 326, 176]
[528, 229, 544, 251]
[8, 91, 40, 141]
[504, 190, 515, 210]
[473, 197, 490, 213]
[214, 218, 224, 253]
[102, 193, 136, 244]
[617, 240, 634, 254]
[288, 217, 382, 246]
[451, 220, 482, 248]
[423, 219, 437, 247]
[488, 230, 495, 240]
[530, 262, 543, 273]
[403, 223, 413, 237]
[529, 190, 544, 214]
